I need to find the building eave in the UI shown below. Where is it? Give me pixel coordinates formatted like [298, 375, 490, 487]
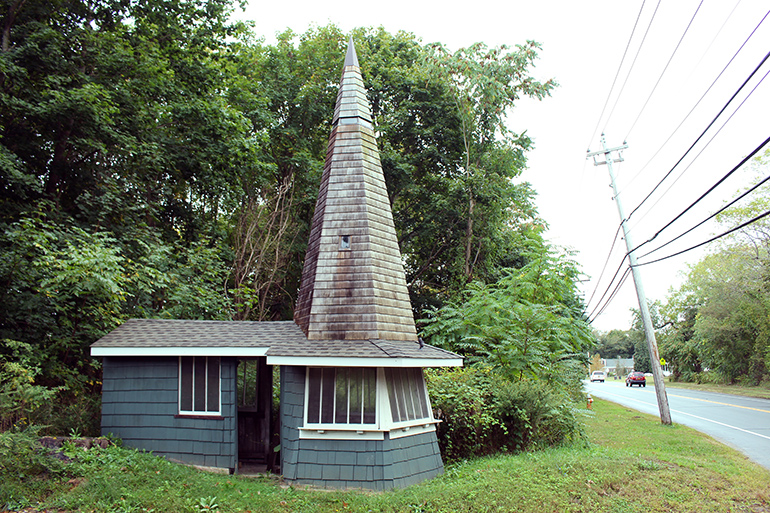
[265, 355, 463, 368]
[91, 346, 270, 357]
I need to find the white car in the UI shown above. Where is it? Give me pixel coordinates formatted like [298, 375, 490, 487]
[590, 371, 606, 382]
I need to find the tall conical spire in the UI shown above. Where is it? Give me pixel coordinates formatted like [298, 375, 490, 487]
[294, 38, 417, 342]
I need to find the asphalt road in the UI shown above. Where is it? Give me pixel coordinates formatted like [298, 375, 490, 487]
[584, 378, 770, 471]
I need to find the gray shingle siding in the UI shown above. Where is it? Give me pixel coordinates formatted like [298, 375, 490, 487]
[279, 365, 443, 490]
[101, 356, 237, 471]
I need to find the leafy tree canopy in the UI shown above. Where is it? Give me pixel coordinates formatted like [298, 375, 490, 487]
[1, 0, 586, 430]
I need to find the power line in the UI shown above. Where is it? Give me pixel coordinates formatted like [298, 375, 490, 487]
[624, 0, 705, 140]
[586, 1, 647, 149]
[635, 208, 770, 267]
[617, 8, 769, 198]
[589, 268, 631, 324]
[589, 136, 770, 318]
[690, 0, 744, 74]
[602, 0, 663, 135]
[631, 133, 770, 256]
[639, 171, 770, 260]
[586, 250, 628, 321]
[626, 65, 770, 234]
[625, 48, 770, 222]
[584, 223, 623, 309]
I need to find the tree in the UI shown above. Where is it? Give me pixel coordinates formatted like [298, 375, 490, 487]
[421, 244, 594, 394]
[588, 353, 603, 374]
[629, 302, 663, 374]
[423, 41, 556, 283]
[594, 329, 635, 359]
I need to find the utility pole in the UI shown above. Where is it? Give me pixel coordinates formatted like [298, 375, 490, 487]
[587, 134, 672, 425]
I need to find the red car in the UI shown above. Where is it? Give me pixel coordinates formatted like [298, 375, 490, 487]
[626, 371, 646, 387]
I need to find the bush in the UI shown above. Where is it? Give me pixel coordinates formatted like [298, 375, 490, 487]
[33, 392, 102, 437]
[426, 367, 585, 462]
[0, 425, 67, 479]
[0, 340, 64, 431]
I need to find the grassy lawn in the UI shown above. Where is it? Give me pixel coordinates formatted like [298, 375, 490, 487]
[3, 400, 769, 512]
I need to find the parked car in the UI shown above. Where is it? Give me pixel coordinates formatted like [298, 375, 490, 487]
[590, 371, 606, 382]
[626, 371, 646, 387]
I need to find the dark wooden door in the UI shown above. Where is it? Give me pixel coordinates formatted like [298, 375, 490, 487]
[237, 358, 272, 466]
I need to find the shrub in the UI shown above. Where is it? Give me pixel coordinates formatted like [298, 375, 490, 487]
[426, 367, 585, 461]
[0, 425, 67, 479]
[0, 340, 64, 431]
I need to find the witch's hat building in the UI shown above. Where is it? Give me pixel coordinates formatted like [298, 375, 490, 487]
[91, 38, 461, 491]
[267, 38, 462, 489]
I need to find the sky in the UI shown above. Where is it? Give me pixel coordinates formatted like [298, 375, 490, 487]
[234, 1, 770, 332]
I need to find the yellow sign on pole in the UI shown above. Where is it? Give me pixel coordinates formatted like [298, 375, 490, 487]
[660, 358, 667, 366]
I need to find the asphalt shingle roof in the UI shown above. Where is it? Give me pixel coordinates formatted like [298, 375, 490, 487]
[91, 318, 461, 362]
[91, 319, 304, 348]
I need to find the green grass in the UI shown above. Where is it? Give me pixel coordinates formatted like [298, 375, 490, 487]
[3, 400, 769, 512]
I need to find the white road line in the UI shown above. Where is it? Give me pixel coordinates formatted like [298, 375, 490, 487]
[667, 408, 770, 441]
[590, 387, 770, 442]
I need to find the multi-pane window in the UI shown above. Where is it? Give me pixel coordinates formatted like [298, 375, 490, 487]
[179, 356, 220, 415]
[306, 367, 376, 424]
[384, 368, 430, 422]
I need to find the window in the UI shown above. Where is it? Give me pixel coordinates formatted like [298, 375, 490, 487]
[384, 368, 430, 422]
[306, 367, 376, 425]
[179, 356, 220, 415]
[339, 235, 351, 250]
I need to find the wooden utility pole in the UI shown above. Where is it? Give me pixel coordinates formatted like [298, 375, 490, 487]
[587, 134, 672, 425]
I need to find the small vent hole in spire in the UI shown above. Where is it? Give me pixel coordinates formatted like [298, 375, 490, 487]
[339, 235, 351, 250]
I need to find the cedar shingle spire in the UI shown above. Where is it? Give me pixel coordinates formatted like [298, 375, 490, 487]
[294, 38, 417, 342]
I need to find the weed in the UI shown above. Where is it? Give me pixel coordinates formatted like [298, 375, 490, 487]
[636, 457, 662, 471]
[194, 495, 219, 512]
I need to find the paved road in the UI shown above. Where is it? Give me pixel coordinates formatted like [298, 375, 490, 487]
[584, 379, 770, 471]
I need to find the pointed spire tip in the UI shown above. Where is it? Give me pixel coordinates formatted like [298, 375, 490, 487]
[344, 36, 359, 68]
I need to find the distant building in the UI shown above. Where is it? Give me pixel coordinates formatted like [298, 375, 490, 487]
[602, 358, 635, 375]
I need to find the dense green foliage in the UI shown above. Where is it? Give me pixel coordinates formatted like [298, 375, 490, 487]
[1, 0, 591, 441]
[426, 367, 585, 461]
[421, 247, 593, 389]
[593, 329, 635, 360]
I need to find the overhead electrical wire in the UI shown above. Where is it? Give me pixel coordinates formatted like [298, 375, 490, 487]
[589, 268, 631, 324]
[624, 47, 770, 223]
[638, 171, 770, 260]
[635, 208, 770, 267]
[690, 0, 744, 74]
[623, 0, 705, 141]
[626, 66, 770, 234]
[586, 1, 647, 150]
[633, 133, 770, 254]
[601, 0, 663, 137]
[586, 252, 631, 322]
[617, 8, 769, 198]
[584, 3, 770, 325]
[584, 223, 623, 309]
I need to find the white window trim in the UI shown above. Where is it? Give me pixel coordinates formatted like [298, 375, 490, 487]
[178, 356, 222, 417]
[299, 367, 439, 440]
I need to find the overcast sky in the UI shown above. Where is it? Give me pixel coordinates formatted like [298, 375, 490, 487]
[235, 0, 770, 331]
